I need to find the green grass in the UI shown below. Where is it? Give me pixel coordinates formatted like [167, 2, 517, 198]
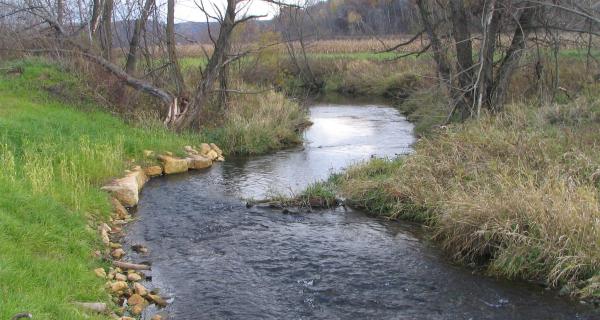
[0, 59, 306, 318]
[0, 60, 208, 319]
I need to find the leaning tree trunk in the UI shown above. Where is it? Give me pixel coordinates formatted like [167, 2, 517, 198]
[490, 5, 537, 111]
[124, 0, 154, 74]
[90, 0, 103, 36]
[166, 0, 185, 97]
[166, 0, 237, 130]
[99, 0, 113, 60]
[415, 0, 451, 87]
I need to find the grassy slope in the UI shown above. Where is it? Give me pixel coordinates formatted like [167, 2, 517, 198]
[333, 92, 600, 299]
[0, 59, 305, 318]
[0, 60, 208, 319]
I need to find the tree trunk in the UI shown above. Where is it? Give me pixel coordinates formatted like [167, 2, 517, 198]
[490, 5, 537, 111]
[56, 0, 64, 26]
[90, 0, 103, 35]
[474, 0, 501, 115]
[100, 0, 113, 60]
[448, 0, 474, 119]
[166, 0, 185, 96]
[125, 0, 154, 74]
[415, 0, 451, 87]
[167, 0, 237, 130]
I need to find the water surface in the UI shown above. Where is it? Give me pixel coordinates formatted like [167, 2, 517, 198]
[126, 102, 596, 319]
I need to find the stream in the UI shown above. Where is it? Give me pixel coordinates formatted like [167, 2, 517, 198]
[125, 100, 596, 319]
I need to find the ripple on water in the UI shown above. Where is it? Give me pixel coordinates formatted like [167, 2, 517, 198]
[125, 102, 597, 320]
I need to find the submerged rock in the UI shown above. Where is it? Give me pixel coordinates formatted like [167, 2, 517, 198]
[147, 294, 168, 307]
[131, 244, 148, 254]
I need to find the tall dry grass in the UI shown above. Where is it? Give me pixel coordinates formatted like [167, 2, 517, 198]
[203, 88, 308, 155]
[335, 92, 600, 299]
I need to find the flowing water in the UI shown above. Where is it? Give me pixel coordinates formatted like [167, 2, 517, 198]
[125, 100, 597, 319]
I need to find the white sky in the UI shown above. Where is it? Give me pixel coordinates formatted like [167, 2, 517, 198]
[173, 0, 279, 23]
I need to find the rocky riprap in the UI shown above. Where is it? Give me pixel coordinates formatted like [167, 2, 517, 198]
[77, 143, 224, 319]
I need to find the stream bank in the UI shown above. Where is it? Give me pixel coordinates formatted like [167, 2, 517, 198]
[124, 100, 596, 319]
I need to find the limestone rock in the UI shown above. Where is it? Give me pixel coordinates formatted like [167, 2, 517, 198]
[144, 166, 163, 177]
[130, 304, 144, 316]
[127, 273, 142, 282]
[198, 143, 211, 156]
[111, 197, 129, 220]
[120, 317, 135, 320]
[216, 155, 225, 162]
[131, 244, 148, 254]
[100, 229, 110, 246]
[109, 242, 122, 249]
[130, 166, 149, 191]
[115, 273, 127, 281]
[151, 315, 163, 320]
[210, 143, 223, 156]
[147, 294, 167, 307]
[127, 294, 146, 306]
[133, 283, 148, 296]
[94, 268, 106, 278]
[74, 302, 107, 313]
[184, 145, 198, 155]
[101, 223, 112, 233]
[111, 248, 125, 259]
[206, 149, 219, 161]
[109, 281, 128, 293]
[101, 176, 139, 207]
[186, 154, 212, 170]
[158, 155, 188, 175]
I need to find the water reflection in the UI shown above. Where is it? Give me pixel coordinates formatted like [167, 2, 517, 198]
[220, 103, 415, 199]
[125, 101, 596, 320]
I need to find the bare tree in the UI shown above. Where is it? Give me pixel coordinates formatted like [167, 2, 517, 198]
[124, 0, 155, 74]
[166, 0, 261, 129]
[275, 0, 322, 91]
[390, 0, 600, 120]
[166, 0, 185, 97]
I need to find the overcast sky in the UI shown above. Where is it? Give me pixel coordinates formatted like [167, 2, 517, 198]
[174, 0, 279, 23]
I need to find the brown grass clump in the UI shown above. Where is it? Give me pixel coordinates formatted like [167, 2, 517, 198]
[336, 92, 600, 299]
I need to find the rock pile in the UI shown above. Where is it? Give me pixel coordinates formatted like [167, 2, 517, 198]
[86, 144, 224, 319]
